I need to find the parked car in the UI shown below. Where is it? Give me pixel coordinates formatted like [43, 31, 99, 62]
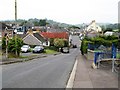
[62, 47, 69, 53]
[32, 46, 44, 53]
[72, 44, 77, 48]
[21, 45, 31, 53]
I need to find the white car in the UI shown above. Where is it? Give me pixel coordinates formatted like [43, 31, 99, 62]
[62, 47, 69, 53]
[21, 45, 30, 53]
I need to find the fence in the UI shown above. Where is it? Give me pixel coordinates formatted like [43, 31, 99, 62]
[88, 43, 120, 72]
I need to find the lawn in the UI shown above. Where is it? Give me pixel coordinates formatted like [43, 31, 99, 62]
[117, 53, 120, 59]
[44, 49, 58, 54]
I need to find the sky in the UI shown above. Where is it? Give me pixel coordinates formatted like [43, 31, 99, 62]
[0, 0, 120, 24]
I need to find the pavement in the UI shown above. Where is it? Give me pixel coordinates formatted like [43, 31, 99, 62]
[73, 54, 119, 89]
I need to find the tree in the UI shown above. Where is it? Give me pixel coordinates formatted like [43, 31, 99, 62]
[8, 36, 23, 57]
[54, 38, 64, 49]
[103, 28, 113, 33]
[2, 37, 6, 50]
[33, 21, 39, 26]
[20, 21, 27, 26]
[39, 19, 47, 26]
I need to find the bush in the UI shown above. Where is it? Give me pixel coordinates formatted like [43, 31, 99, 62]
[80, 39, 89, 55]
[49, 38, 54, 46]
[64, 39, 69, 47]
[117, 53, 120, 59]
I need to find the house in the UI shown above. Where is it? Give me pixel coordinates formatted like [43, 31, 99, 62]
[22, 30, 48, 46]
[85, 20, 102, 38]
[104, 31, 114, 36]
[86, 20, 102, 33]
[47, 27, 68, 33]
[40, 32, 69, 46]
[0, 22, 14, 38]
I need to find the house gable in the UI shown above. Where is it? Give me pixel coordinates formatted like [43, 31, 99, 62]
[23, 34, 43, 45]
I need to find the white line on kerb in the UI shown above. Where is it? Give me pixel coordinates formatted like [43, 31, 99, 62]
[66, 58, 78, 89]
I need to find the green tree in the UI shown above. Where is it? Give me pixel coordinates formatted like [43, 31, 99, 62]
[39, 19, 47, 26]
[33, 21, 39, 26]
[54, 38, 64, 49]
[20, 21, 27, 26]
[2, 37, 6, 50]
[8, 36, 23, 56]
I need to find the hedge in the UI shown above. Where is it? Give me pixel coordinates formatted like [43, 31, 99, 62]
[80, 35, 119, 55]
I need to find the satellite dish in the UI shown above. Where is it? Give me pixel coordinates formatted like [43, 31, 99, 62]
[5, 27, 8, 30]
[14, 29, 17, 33]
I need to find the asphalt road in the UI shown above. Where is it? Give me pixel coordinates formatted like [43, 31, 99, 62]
[2, 36, 80, 88]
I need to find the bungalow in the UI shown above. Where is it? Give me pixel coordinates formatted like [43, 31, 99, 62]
[40, 32, 69, 46]
[22, 30, 48, 46]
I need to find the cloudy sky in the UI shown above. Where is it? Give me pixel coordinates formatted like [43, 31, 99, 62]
[1, 0, 119, 24]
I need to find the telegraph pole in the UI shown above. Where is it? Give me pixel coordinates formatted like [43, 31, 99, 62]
[15, 0, 17, 21]
[15, 0, 17, 56]
[5, 27, 8, 58]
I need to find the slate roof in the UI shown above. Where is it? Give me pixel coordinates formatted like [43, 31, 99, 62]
[0, 22, 13, 30]
[47, 28, 68, 33]
[33, 33, 45, 42]
[22, 33, 45, 45]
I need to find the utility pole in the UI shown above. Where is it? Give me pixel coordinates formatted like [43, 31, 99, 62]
[15, 0, 17, 21]
[15, 0, 17, 56]
[5, 27, 8, 58]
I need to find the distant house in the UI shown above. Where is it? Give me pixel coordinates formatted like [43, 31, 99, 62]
[22, 30, 48, 46]
[85, 20, 102, 38]
[47, 27, 68, 33]
[0, 22, 14, 38]
[86, 20, 102, 33]
[104, 31, 114, 36]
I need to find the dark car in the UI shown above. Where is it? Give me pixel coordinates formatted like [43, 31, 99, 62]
[32, 46, 44, 53]
[62, 47, 69, 53]
[72, 44, 77, 48]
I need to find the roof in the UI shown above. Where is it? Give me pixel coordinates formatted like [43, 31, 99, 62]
[17, 34, 28, 39]
[40, 32, 69, 39]
[22, 33, 45, 45]
[0, 22, 13, 30]
[47, 28, 68, 33]
[104, 31, 114, 36]
[33, 33, 45, 42]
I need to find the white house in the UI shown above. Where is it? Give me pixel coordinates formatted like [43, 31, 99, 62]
[86, 20, 102, 33]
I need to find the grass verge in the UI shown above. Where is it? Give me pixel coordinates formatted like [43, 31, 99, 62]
[44, 49, 58, 54]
